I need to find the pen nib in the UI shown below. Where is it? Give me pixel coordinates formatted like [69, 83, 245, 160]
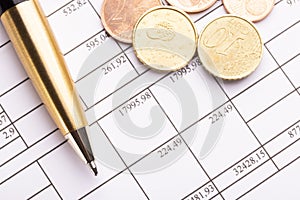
[89, 161, 98, 176]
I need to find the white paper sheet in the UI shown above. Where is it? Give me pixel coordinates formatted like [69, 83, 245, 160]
[0, 0, 300, 199]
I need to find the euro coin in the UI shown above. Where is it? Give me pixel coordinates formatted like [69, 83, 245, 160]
[133, 6, 198, 71]
[100, 0, 161, 43]
[166, 0, 217, 13]
[223, 0, 275, 22]
[198, 15, 263, 80]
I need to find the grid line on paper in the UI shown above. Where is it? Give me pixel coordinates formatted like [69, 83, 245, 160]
[0, 140, 66, 185]
[0, 40, 10, 48]
[246, 90, 297, 123]
[115, 42, 141, 75]
[264, 45, 300, 96]
[27, 184, 52, 200]
[0, 78, 30, 99]
[265, 20, 300, 45]
[12, 103, 44, 125]
[63, 28, 106, 56]
[0, 105, 29, 148]
[79, 169, 126, 199]
[236, 156, 300, 200]
[194, 4, 223, 24]
[46, 0, 73, 18]
[148, 89, 226, 200]
[88, 70, 173, 125]
[91, 123, 150, 200]
[214, 76, 281, 171]
[86, 0, 101, 19]
[271, 138, 300, 159]
[0, 128, 58, 168]
[36, 161, 63, 200]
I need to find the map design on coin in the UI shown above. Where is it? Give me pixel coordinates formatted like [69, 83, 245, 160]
[198, 15, 263, 80]
[133, 6, 198, 71]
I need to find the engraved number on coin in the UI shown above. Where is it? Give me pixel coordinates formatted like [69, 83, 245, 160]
[204, 24, 249, 55]
[108, 0, 126, 25]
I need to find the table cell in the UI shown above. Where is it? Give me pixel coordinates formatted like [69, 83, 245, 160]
[183, 182, 219, 200]
[76, 53, 138, 108]
[0, 130, 63, 182]
[0, 125, 19, 148]
[266, 21, 300, 66]
[249, 92, 300, 144]
[273, 139, 300, 169]
[39, 124, 125, 199]
[14, 106, 57, 146]
[221, 161, 277, 199]
[117, 41, 131, 51]
[47, 1, 103, 54]
[65, 31, 118, 81]
[210, 195, 223, 200]
[233, 70, 294, 121]
[0, 163, 50, 199]
[240, 159, 300, 200]
[99, 90, 179, 166]
[264, 121, 300, 157]
[30, 186, 61, 200]
[89, 0, 104, 16]
[0, 44, 28, 95]
[218, 46, 278, 99]
[0, 22, 9, 46]
[256, 1, 300, 43]
[125, 47, 149, 75]
[191, 1, 224, 24]
[0, 81, 42, 122]
[131, 148, 209, 200]
[214, 148, 270, 191]
[0, 137, 26, 166]
[85, 69, 166, 124]
[182, 103, 260, 178]
[0, 112, 11, 131]
[38, 0, 72, 16]
[89, 123, 127, 172]
[83, 170, 147, 200]
[150, 58, 227, 132]
[282, 55, 300, 88]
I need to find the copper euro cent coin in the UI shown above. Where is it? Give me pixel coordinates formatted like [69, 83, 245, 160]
[166, 0, 217, 13]
[223, 0, 275, 22]
[100, 0, 161, 43]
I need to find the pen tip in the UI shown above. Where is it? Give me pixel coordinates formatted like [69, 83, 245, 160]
[89, 161, 98, 176]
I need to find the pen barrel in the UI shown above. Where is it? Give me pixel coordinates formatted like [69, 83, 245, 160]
[1, 0, 87, 136]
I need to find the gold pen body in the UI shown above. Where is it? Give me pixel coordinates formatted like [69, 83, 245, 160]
[0, 0, 97, 175]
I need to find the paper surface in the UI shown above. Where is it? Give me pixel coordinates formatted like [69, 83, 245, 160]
[1, 0, 300, 199]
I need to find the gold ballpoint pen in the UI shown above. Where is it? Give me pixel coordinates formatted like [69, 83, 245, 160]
[0, 0, 98, 175]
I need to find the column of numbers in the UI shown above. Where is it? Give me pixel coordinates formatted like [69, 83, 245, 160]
[0, 105, 20, 149]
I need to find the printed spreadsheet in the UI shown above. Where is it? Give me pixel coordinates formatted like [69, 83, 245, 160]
[0, 0, 300, 199]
